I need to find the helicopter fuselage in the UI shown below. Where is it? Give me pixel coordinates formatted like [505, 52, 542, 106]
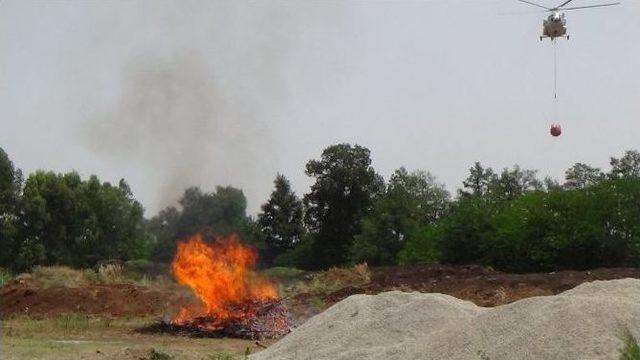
[541, 11, 568, 40]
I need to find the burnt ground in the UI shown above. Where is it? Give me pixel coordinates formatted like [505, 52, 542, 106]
[2, 265, 640, 322]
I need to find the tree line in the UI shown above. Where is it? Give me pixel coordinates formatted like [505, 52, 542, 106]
[1, 145, 639, 272]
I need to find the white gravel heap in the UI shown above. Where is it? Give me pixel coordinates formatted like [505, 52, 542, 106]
[251, 279, 640, 360]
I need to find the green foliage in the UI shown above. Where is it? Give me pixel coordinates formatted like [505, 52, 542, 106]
[258, 174, 305, 263]
[148, 186, 264, 262]
[0, 267, 13, 287]
[262, 267, 305, 282]
[610, 150, 640, 179]
[352, 167, 450, 265]
[488, 165, 543, 201]
[303, 144, 384, 269]
[0, 147, 23, 268]
[564, 163, 604, 189]
[402, 178, 640, 272]
[397, 225, 443, 265]
[272, 235, 315, 268]
[14, 171, 149, 270]
[460, 162, 496, 197]
[148, 348, 174, 360]
[619, 329, 640, 360]
[53, 313, 90, 331]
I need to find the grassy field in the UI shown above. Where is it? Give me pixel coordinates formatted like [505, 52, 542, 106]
[1, 314, 270, 360]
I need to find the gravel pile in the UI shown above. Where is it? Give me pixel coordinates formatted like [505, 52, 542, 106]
[251, 279, 640, 360]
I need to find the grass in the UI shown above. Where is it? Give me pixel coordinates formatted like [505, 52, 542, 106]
[3, 314, 149, 338]
[620, 329, 640, 360]
[3, 315, 264, 360]
[19, 264, 176, 291]
[148, 348, 175, 360]
[30, 266, 92, 288]
[289, 263, 370, 296]
[207, 351, 237, 360]
[262, 267, 305, 282]
[0, 267, 13, 287]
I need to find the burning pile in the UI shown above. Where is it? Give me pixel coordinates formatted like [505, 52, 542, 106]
[160, 234, 291, 339]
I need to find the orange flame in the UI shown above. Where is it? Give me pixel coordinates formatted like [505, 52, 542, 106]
[171, 233, 278, 326]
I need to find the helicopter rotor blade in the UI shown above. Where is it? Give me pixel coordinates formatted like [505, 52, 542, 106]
[516, 0, 551, 10]
[560, 2, 620, 10]
[498, 9, 548, 15]
[556, 0, 575, 8]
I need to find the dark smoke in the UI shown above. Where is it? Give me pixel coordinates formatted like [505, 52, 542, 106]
[81, 2, 351, 215]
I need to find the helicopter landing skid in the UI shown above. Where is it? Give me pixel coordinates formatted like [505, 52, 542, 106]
[540, 34, 570, 41]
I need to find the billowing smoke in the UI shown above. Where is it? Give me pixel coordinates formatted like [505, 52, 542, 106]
[82, 2, 304, 214]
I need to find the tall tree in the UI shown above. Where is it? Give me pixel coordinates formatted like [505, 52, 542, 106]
[460, 162, 496, 197]
[564, 163, 604, 189]
[488, 165, 542, 201]
[258, 174, 305, 260]
[17, 171, 149, 269]
[351, 167, 450, 266]
[609, 150, 640, 179]
[304, 144, 383, 268]
[0, 147, 23, 267]
[149, 185, 262, 262]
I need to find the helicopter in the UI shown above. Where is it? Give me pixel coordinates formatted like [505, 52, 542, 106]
[517, 0, 620, 41]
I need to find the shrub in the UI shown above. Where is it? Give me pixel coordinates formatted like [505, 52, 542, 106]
[620, 329, 640, 360]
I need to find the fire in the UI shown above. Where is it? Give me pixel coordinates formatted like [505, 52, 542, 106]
[171, 233, 278, 328]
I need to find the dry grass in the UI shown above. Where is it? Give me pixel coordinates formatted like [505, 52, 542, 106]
[3, 315, 262, 360]
[287, 263, 371, 297]
[29, 266, 93, 288]
[19, 265, 175, 290]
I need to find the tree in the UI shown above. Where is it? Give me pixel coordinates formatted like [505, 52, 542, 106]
[258, 175, 305, 261]
[303, 144, 384, 269]
[17, 171, 149, 269]
[488, 165, 542, 201]
[564, 163, 604, 189]
[175, 186, 247, 238]
[0, 147, 22, 267]
[460, 162, 496, 197]
[351, 167, 450, 265]
[149, 185, 263, 262]
[609, 150, 640, 179]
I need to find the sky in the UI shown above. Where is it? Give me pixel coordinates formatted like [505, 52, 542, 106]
[1, 0, 639, 216]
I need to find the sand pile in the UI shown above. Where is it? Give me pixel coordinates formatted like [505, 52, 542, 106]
[252, 279, 640, 360]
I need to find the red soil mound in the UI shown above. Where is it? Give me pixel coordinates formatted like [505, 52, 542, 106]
[324, 265, 640, 307]
[0, 282, 173, 318]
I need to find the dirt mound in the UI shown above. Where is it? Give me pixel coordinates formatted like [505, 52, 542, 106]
[0, 281, 174, 318]
[323, 265, 640, 307]
[252, 279, 640, 360]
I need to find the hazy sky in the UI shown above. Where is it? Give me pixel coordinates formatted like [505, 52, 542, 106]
[1, 0, 639, 215]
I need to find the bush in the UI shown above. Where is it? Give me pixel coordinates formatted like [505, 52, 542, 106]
[273, 237, 315, 269]
[620, 329, 640, 360]
[400, 179, 640, 272]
